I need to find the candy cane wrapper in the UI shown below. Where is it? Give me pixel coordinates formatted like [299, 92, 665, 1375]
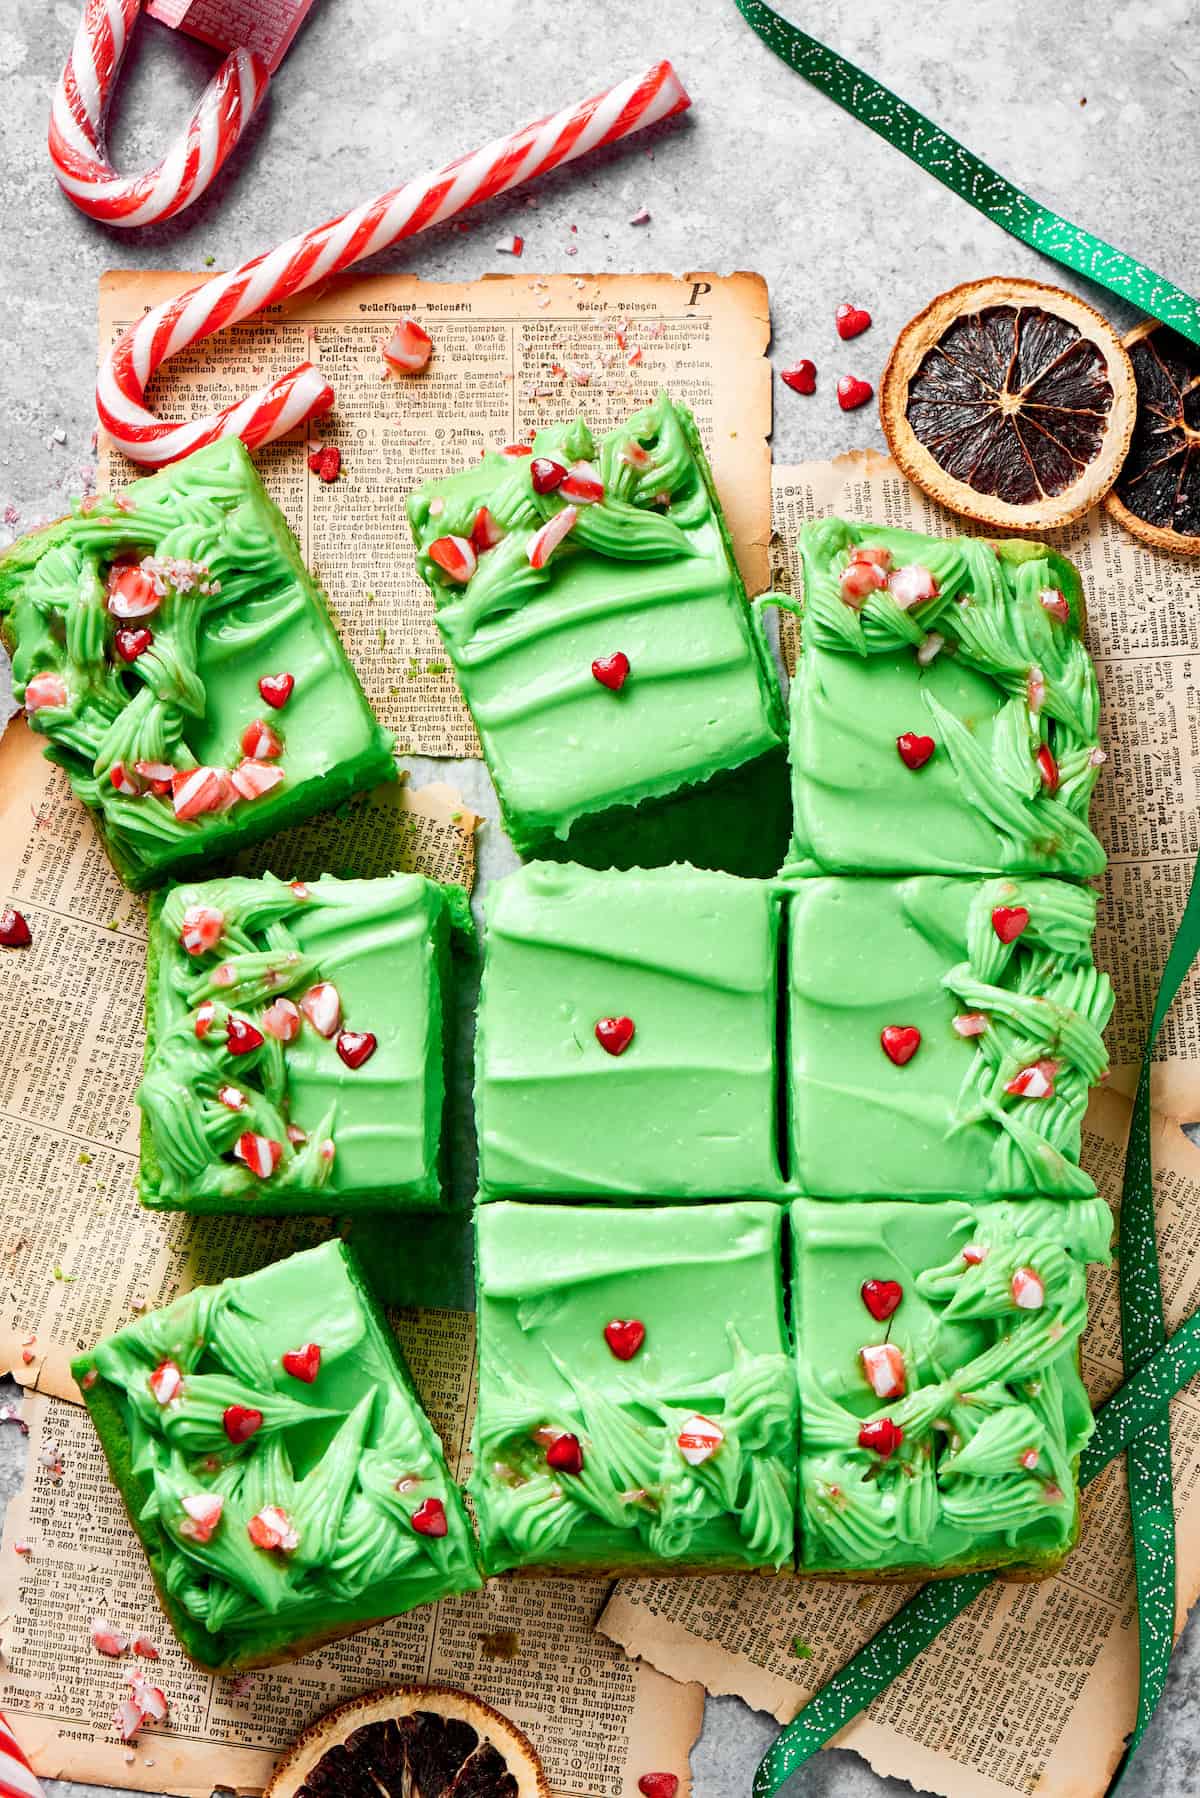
[146, 0, 319, 74]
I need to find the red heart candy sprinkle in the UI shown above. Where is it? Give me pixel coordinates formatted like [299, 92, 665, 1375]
[896, 732, 935, 770]
[114, 626, 153, 662]
[781, 360, 817, 395]
[1036, 743, 1060, 792]
[595, 1016, 635, 1056]
[0, 908, 32, 949]
[307, 445, 341, 483]
[411, 1497, 449, 1537]
[337, 1029, 377, 1069]
[428, 535, 477, 584]
[545, 1432, 584, 1475]
[880, 1025, 921, 1065]
[860, 1342, 906, 1399]
[858, 1417, 903, 1459]
[223, 1403, 264, 1444]
[592, 652, 630, 691]
[836, 303, 872, 340]
[638, 1777, 680, 1798]
[282, 1343, 321, 1383]
[226, 1015, 265, 1056]
[861, 1278, 903, 1322]
[604, 1318, 646, 1361]
[991, 905, 1030, 943]
[837, 375, 874, 411]
[258, 672, 295, 709]
[530, 457, 568, 494]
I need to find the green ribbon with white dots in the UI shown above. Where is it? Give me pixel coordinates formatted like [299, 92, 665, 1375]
[753, 856, 1200, 1796]
[733, 0, 1200, 347]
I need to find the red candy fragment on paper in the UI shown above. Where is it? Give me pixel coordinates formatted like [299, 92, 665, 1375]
[91, 1616, 130, 1657]
[880, 1025, 921, 1065]
[860, 1279, 902, 1322]
[638, 1777, 680, 1798]
[307, 445, 341, 482]
[595, 1015, 635, 1056]
[382, 317, 433, 373]
[411, 1497, 449, 1537]
[604, 1318, 646, 1361]
[282, 1343, 321, 1383]
[0, 907, 32, 948]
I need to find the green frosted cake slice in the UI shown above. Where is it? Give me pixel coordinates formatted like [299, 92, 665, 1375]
[0, 439, 395, 890]
[408, 392, 786, 863]
[786, 519, 1105, 878]
[790, 1195, 1112, 1577]
[72, 1240, 480, 1671]
[475, 861, 785, 1200]
[472, 1200, 796, 1576]
[787, 874, 1112, 1198]
[139, 871, 466, 1213]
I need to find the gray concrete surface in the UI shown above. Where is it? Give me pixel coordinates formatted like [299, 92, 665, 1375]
[2, 0, 1199, 1793]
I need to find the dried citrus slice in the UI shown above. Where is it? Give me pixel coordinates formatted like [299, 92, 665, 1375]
[266, 1684, 550, 1798]
[880, 277, 1135, 530]
[1105, 321, 1200, 555]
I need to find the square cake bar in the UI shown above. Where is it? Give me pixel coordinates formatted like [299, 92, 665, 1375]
[72, 1240, 480, 1671]
[475, 861, 785, 1200]
[786, 519, 1105, 878]
[471, 1200, 796, 1576]
[139, 871, 466, 1213]
[409, 392, 786, 862]
[790, 1195, 1113, 1577]
[0, 438, 395, 890]
[787, 874, 1113, 1198]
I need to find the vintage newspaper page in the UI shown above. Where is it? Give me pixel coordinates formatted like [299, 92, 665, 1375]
[0, 1338, 702, 1798]
[97, 268, 772, 757]
[598, 456, 1200, 1798]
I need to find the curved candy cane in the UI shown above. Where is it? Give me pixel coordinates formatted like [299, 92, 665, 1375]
[0, 1713, 45, 1798]
[96, 60, 691, 465]
[50, 0, 270, 227]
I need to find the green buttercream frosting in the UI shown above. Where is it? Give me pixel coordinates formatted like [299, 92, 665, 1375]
[0, 439, 394, 889]
[475, 861, 785, 1200]
[140, 871, 463, 1212]
[72, 1241, 479, 1669]
[408, 393, 785, 853]
[790, 1196, 1112, 1573]
[785, 519, 1105, 878]
[471, 1202, 796, 1574]
[787, 875, 1113, 1198]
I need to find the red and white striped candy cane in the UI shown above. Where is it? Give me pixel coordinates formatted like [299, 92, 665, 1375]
[96, 60, 691, 465]
[0, 1713, 45, 1798]
[50, 0, 270, 226]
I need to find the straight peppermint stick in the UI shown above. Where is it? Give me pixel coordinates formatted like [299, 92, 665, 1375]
[755, 855, 1200, 1798]
[733, 0, 1200, 348]
[95, 61, 690, 465]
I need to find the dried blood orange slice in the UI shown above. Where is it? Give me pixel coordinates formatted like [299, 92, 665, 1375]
[1105, 321, 1200, 555]
[266, 1684, 550, 1798]
[880, 277, 1135, 530]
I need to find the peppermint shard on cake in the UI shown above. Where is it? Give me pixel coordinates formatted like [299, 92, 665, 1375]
[787, 874, 1113, 1198]
[408, 393, 786, 862]
[475, 861, 785, 1200]
[72, 1240, 480, 1671]
[139, 871, 465, 1213]
[786, 519, 1105, 877]
[471, 1200, 796, 1576]
[790, 1195, 1112, 1576]
[0, 439, 395, 890]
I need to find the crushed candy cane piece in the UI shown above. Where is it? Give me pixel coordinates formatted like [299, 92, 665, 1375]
[248, 1505, 299, 1551]
[114, 1695, 144, 1742]
[181, 904, 224, 956]
[240, 718, 283, 761]
[307, 445, 341, 483]
[106, 564, 160, 619]
[888, 564, 938, 608]
[1019, 1447, 1041, 1471]
[172, 766, 232, 821]
[148, 1359, 182, 1405]
[560, 462, 605, 504]
[133, 1634, 159, 1659]
[428, 535, 477, 583]
[226, 1014, 264, 1055]
[25, 671, 69, 713]
[527, 505, 578, 569]
[1011, 1266, 1045, 1309]
[839, 560, 887, 605]
[263, 997, 301, 1042]
[1027, 666, 1046, 713]
[217, 1084, 247, 1112]
[860, 1342, 906, 1399]
[961, 1243, 988, 1265]
[1036, 742, 1060, 792]
[629, 207, 651, 224]
[952, 1012, 989, 1037]
[179, 1492, 224, 1543]
[1005, 1059, 1058, 1100]
[495, 234, 524, 255]
[301, 982, 341, 1038]
[677, 1413, 724, 1465]
[916, 631, 945, 666]
[230, 758, 285, 802]
[1039, 587, 1070, 623]
[234, 1132, 283, 1178]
